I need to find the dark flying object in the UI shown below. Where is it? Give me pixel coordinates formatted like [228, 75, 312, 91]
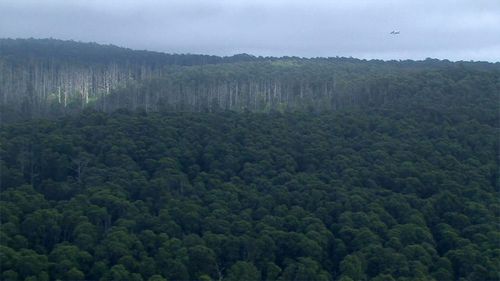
[390, 31, 400, 35]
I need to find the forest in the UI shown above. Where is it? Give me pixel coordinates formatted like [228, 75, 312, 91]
[0, 39, 499, 281]
[0, 38, 260, 120]
[1, 38, 499, 120]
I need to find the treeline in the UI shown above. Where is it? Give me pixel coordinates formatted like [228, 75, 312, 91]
[0, 38, 261, 119]
[1, 39, 500, 281]
[103, 61, 499, 116]
[1, 105, 499, 280]
[2, 38, 499, 121]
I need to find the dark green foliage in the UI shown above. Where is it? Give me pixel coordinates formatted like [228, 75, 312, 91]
[0, 38, 258, 66]
[0, 38, 264, 121]
[104, 57, 500, 115]
[2, 38, 499, 122]
[1, 39, 499, 280]
[1, 96, 499, 280]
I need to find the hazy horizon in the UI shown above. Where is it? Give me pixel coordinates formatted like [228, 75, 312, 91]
[1, 0, 499, 62]
[4, 36, 500, 64]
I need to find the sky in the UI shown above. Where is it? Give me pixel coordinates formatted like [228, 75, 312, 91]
[1, 0, 499, 62]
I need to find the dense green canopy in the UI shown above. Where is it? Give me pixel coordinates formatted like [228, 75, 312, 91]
[1, 38, 499, 121]
[1, 103, 499, 280]
[1, 38, 499, 281]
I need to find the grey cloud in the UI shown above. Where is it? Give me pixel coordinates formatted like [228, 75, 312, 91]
[0, 0, 499, 61]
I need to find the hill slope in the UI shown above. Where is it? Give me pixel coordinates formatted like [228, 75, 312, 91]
[1, 38, 499, 121]
[1, 107, 499, 280]
[1, 38, 499, 281]
[0, 38, 260, 119]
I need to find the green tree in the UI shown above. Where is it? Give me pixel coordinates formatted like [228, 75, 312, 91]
[226, 261, 260, 281]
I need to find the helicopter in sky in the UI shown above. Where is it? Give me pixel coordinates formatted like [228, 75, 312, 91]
[390, 31, 400, 35]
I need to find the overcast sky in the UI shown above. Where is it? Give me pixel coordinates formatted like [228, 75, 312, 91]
[1, 0, 499, 61]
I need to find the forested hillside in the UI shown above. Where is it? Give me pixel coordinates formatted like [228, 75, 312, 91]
[1, 99, 499, 280]
[0, 39, 260, 119]
[1, 39, 499, 281]
[103, 60, 499, 115]
[1, 39, 499, 120]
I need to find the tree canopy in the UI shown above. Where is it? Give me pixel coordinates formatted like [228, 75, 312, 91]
[1, 104, 499, 280]
[1, 38, 499, 281]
